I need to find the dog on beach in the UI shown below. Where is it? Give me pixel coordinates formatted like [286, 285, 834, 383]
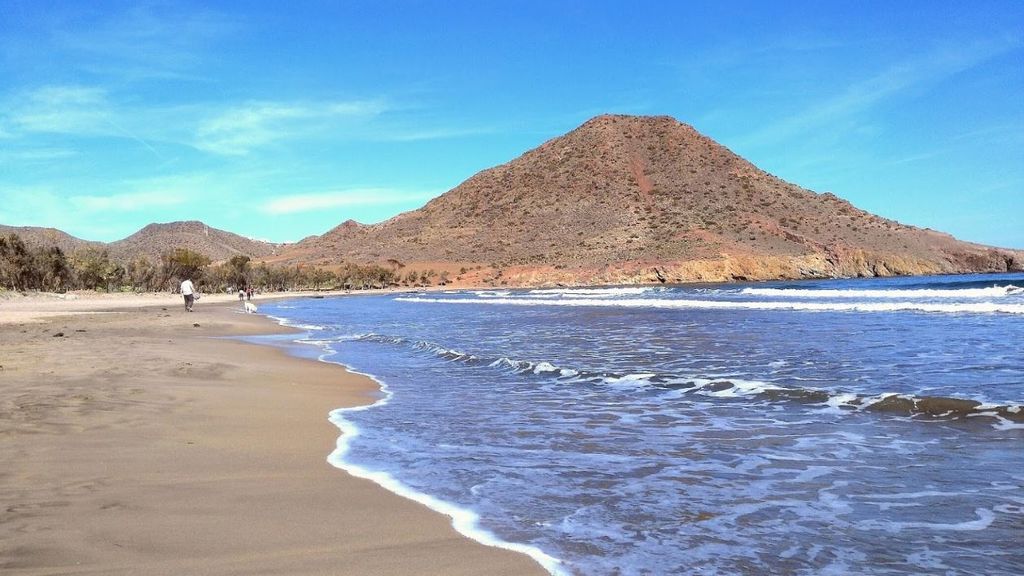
[244, 302, 258, 314]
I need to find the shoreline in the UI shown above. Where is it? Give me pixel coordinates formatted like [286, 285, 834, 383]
[0, 296, 547, 575]
[3, 266, 1021, 314]
[273, 329, 566, 574]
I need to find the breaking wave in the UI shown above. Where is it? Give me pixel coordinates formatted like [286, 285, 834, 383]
[259, 275, 1024, 575]
[527, 287, 661, 298]
[352, 333, 1024, 425]
[472, 287, 659, 299]
[397, 295, 1024, 315]
[741, 285, 1023, 299]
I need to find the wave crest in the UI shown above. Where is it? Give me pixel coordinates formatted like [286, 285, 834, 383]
[351, 333, 1024, 426]
[397, 296, 1024, 315]
[741, 285, 1023, 299]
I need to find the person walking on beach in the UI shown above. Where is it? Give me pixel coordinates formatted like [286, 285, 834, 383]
[181, 277, 197, 312]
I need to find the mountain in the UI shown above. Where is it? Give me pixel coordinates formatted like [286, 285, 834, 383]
[0, 225, 103, 255]
[278, 114, 1021, 285]
[0, 221, 280, 264]
[108, 221, 280, 263]
[4, 115, 1020, 286]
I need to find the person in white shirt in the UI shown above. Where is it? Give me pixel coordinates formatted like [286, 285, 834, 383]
[180, 278, 196, 312]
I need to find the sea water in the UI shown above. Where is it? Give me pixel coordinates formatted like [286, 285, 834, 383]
[261, 273, 1024, 575]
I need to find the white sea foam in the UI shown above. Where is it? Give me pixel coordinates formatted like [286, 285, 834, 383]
[701, 378, 785, 398]
[253, 294, 1023, 574]
[855, 508, 996, 532]
[396, 296, 1024, 315]
[533, 361, 560, 374]
[262, 317, 566, 575]
[822, 393, 860, 412]
[861, 490, 964, 500]
[473, 290, 513, 298]
[265, 314, 328, 331]
[741, 285, 1023, 299]
[602, 373, 659, 387]
[992, 417, 1024, 431]
[325, 408, 567, 575]
[527, 286, 658, 298]
[310, 325, 1024, 431]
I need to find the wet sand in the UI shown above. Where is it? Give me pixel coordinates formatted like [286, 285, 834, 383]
[0, 294, 546, 575]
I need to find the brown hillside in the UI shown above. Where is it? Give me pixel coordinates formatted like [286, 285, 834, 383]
[0, 221, 281, 265]
[278, 114, 1022, 285]
[109, 221, 281, 263]
[0, 225, 104, 255]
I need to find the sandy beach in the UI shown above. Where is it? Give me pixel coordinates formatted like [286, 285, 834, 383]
[0, 292, 546, 575]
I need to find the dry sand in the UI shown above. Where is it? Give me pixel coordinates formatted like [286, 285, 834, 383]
[0, 290, 348, 325]
[0, 294, 547, 575]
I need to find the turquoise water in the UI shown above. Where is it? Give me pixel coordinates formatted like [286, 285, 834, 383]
[262, 273, 1024, 575]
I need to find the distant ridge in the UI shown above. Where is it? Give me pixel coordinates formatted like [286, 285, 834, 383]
[0, 221, 281, 264]
[4, 115, 1021, 286]
[275, 114, 1022, 285]
[108, 221, 280, 263]
[0, 225, 103, 255]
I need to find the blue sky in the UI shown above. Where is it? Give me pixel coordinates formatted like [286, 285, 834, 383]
[1, 1, 1021, 248]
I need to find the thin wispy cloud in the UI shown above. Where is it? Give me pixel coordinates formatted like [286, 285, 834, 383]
[680, 34, 854, 72]
[0, 185, 77, 232]
[889, 118, 1024, 166]
[889, 150, 947, 166]
[70, 191, 188, 212]
[731, 38, 1021, 150]
[1, 173, 235, 241]
[372, 125, 495, 142]
[0, 147, 79, 163]
[194, 99, 388, 155]
[261, 188, 438, 215]
[0, 184, 154, 242]
[1, 3, 1018, 247]
[3, 85, 393, 158]
[4, 84, 168, 159]
[49, 4, 240, 81]
[109, 170, 268, 205]
[949, 123, 1024, 144]
[8, 85, 112, 134]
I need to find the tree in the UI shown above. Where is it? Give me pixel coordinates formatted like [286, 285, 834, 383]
[375, 266, 397, 288]
[37, 246, 72, 292]
[104, 263, 127, 291]
[308, 267, 335, 290]
[419, 269, 436, 286]
[127, 256, 157, 291]
[161, 248, 211, 288]
[251, 263, 271, 290]
[227, 255, 251, 288]
[71, 247, 114, 290]
[0, 234, 36, 290]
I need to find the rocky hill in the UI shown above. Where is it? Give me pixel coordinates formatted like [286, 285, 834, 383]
[0, 221, 280, 265]
[0, 225, 103, 255]
[277, 114, 1022, 285]
[108, 221, 280, 263]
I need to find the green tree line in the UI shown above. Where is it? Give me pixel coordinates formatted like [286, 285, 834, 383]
[0, 233, 412, 293]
